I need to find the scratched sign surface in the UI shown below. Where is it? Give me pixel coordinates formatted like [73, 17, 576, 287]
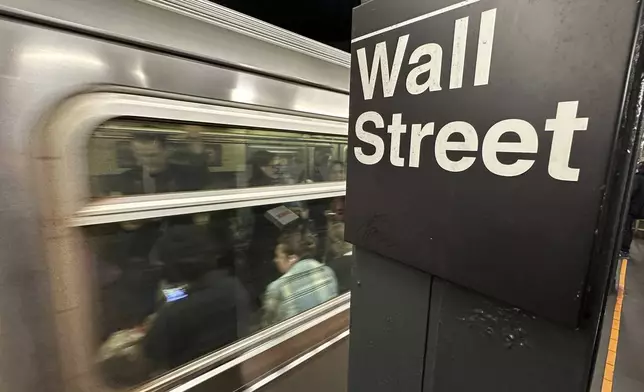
[346, 0, 639, 324]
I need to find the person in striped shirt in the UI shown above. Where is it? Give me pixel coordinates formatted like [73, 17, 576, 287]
[262, 229, 338, 326]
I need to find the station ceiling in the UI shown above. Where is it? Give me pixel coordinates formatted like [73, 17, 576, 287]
[210, 0, 359, 52]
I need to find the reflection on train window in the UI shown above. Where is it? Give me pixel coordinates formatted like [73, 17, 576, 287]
[90, 196, 352, 387]
[87, 119, 348, 198]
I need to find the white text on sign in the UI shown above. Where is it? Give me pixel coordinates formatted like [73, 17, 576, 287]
[353, 8, 589, 182]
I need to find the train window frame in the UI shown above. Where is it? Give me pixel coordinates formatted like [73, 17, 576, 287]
[43, 93, 348, 222]
[73, 182, 345, 226]
[140, 294, 350, 392]
[37, 92, 351, 391]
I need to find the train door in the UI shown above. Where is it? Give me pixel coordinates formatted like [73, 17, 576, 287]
[37, 93, 352, 391]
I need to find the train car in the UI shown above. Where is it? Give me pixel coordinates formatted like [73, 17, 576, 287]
[0, 1, 351, 391]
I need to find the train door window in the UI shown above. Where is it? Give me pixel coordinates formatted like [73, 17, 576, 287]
[91, 197, 351, 387]
[88, 119, 348, 199]
[49, 97, 352, 389]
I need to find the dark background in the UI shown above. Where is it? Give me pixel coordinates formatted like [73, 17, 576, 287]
[209, 0, 359, 51]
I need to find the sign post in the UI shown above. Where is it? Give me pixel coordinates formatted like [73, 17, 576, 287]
[346, 0, 644, 390]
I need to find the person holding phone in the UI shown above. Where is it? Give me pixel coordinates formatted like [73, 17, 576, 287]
[143, 225, 250, 370]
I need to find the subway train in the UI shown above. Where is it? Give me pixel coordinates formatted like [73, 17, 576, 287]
[0, 1, 351, 391]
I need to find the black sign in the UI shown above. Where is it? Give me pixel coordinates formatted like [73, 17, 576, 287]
[346, 0, 639, 324]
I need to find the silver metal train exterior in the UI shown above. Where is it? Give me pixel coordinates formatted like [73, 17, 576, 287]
[0, 1, 350, 391]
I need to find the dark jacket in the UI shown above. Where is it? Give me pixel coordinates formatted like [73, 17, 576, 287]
[143, 270, 250, 369]
[629, 171, 644, 218]
[326, 253, 354, 295]
[108, 161, 209, 196]
[244, 173, 282, 305]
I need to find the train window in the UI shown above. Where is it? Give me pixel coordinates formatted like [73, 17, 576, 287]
[90, 196, 352, 387]
[88, 119, 348, 199]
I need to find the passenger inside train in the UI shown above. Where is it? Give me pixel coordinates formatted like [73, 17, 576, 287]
[326, 217, 353, 294]
[311, 146, 333, 182]
[249, 150, 283, 187]
[262, 229, 338, 326]
[621, 162, 644, 257]
[97, 132, 209, 196]
[328, 160, 346, 182]
[143, 224, 250, 367]
[88, 120, 354, 387]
